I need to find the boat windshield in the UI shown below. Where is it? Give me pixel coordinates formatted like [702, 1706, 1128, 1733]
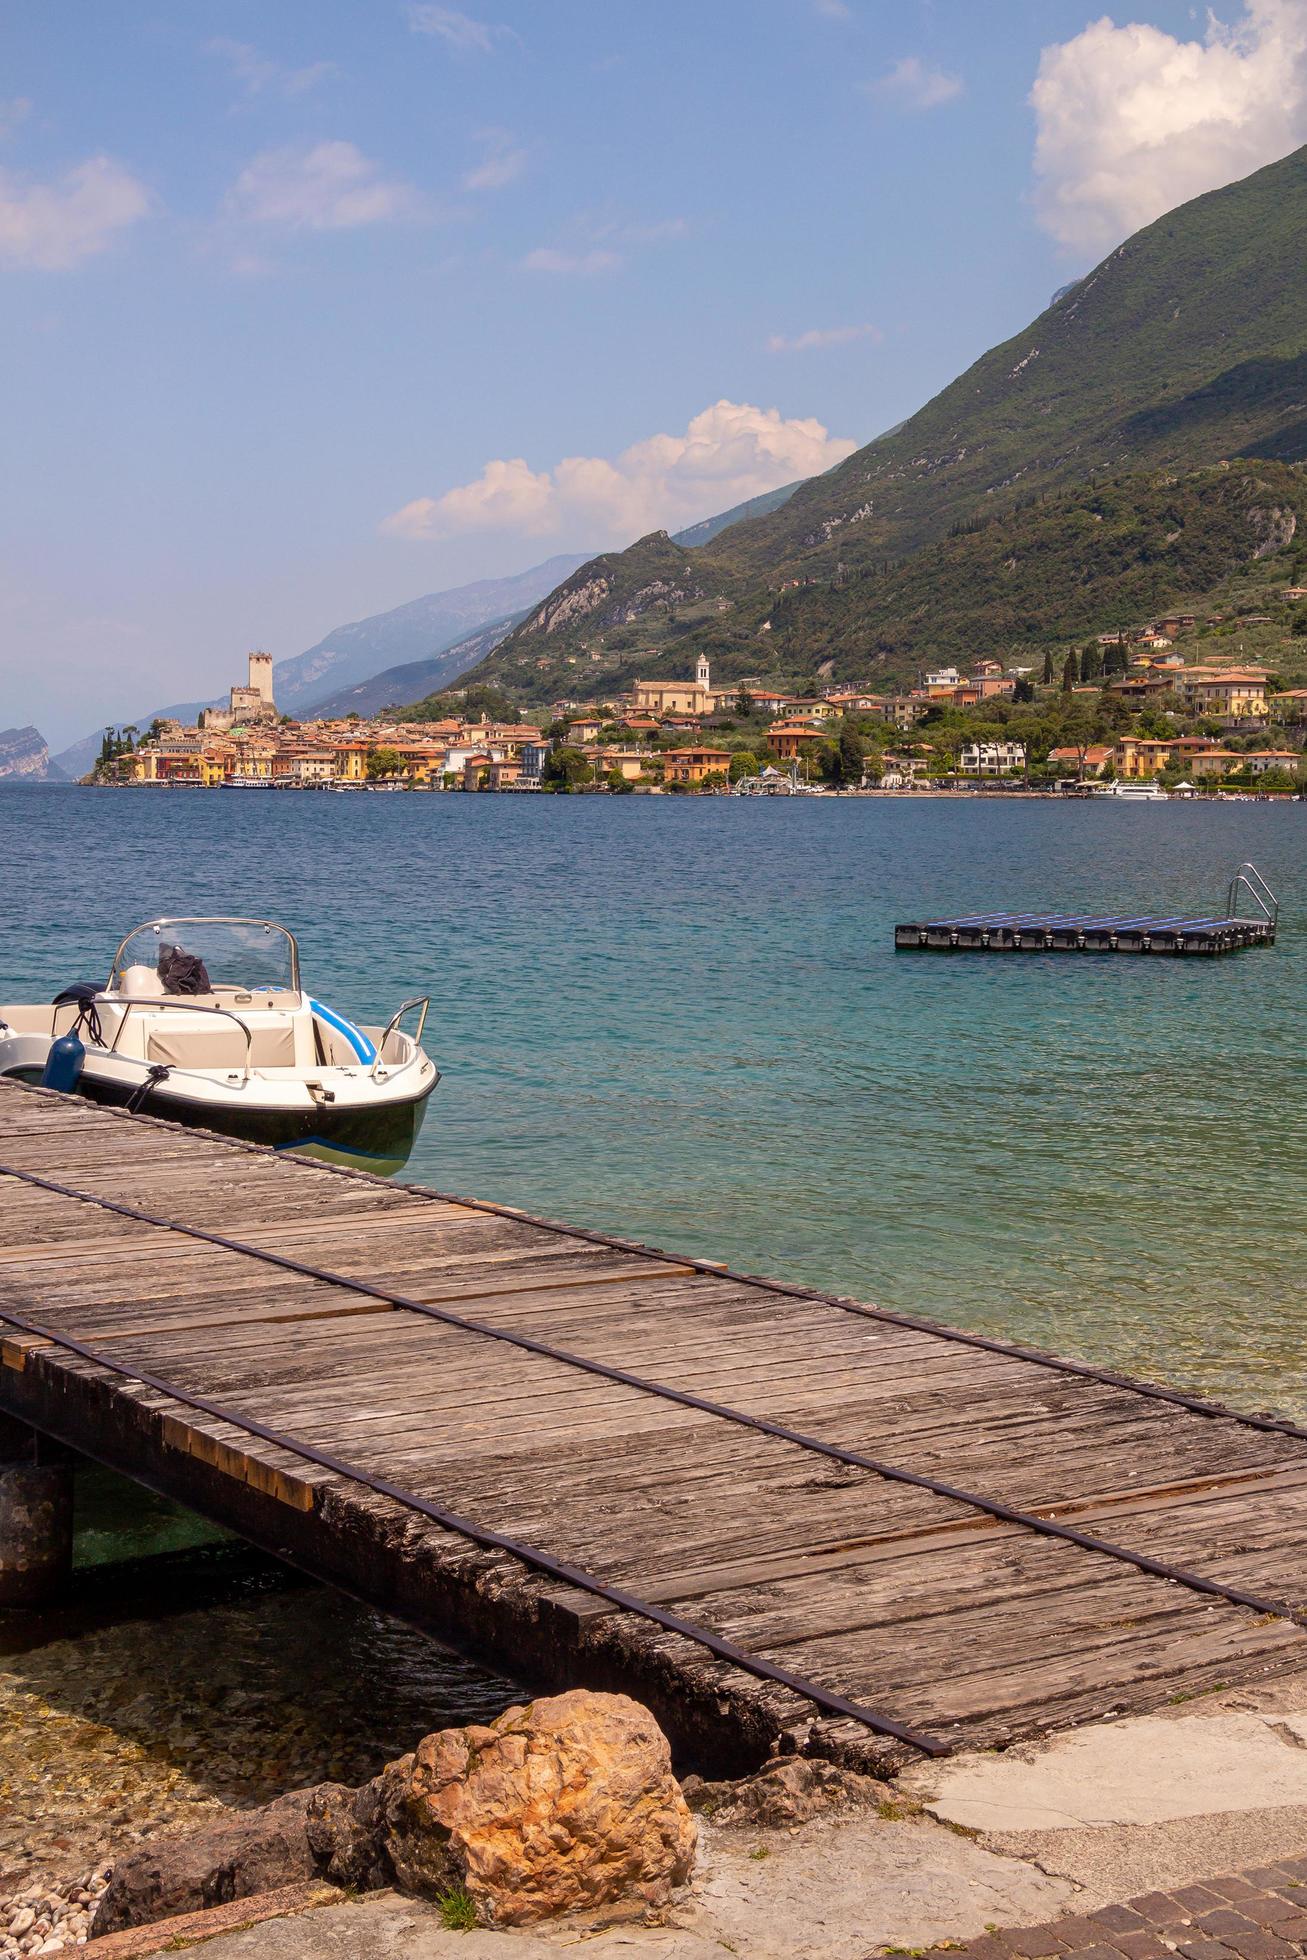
[110, 919, 300, 998]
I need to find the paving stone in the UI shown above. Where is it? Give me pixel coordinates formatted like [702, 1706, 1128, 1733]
[1058, 1944, 1128, 1960]
[1173, 1939, 1235, 1960]
[1110, 1932, 1172, 1958]
[1051, 1919, 1109, 1946]
[1172, 1890, 1230, 1914]
[1194, 1911, 1262, 1940]
[1239, 1896, 1301, 1928]
[1208, 1882, 1263, 1903]
[999, 1927, 1067, 1955]
[1125, 1895, 1195, 1927]
[1207, 1933, 1297, 1960]
[1090, 1907, 1148, 1936]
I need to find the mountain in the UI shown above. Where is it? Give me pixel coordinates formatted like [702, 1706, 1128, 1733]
[466, 143, 1307, 700]
[51, 553, 591, 777]
[669, 482, 801, 548]
[300, 613, 523, 719]
[0, 726, 64, 782]
[712, 461, 1307, 681]
[278, 555, 590, 711]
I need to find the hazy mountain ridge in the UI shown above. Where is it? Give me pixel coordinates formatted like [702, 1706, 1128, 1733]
[301, 614, 524, 719]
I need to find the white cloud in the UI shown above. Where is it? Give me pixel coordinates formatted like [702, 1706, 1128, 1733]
[205, 38, 335, 98]
[867, 55, 963, 109]
[813, 0, 851, 17]
[381, 399, 856, 545]
[225, 141, 422, 230]
[0, 155, 151, 270]
[407, 5, 517, 53]
[1031, 0, 1307, 255]
[768, 322, 882, 352]
[522, 246, 620, 273]
[463, 130, 526, 191]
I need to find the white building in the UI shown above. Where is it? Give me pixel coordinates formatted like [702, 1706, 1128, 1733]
[959, 740, 1026, 776]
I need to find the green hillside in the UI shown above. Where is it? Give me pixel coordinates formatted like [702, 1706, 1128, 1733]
[466, 144, 1307, 700]
[458, 462, 1307, 701]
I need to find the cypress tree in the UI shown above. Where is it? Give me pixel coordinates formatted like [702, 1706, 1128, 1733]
[1061, 649, 1079, 691]
[1041, 648, 1055, 686]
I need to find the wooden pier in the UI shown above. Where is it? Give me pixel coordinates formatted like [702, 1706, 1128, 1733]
[3, 1075, 1307, 1776]
[896, 862, 1280, 957]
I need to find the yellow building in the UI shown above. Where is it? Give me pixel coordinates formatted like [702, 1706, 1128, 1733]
[662, 745, 731, 784]
[767, 719, 824, 761]
[631, 655, 716, 716]
[1174, 668, 1268, 718]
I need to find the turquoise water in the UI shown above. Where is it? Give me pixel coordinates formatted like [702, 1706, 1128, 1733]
[3, 783, 1305, 1417]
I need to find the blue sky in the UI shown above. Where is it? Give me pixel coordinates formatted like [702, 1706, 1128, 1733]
[4, 0, 1306, 745]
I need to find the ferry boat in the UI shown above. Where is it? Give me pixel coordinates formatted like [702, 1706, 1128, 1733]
[1101, 780, 1169, 801]
[0, 917, 438, 1163]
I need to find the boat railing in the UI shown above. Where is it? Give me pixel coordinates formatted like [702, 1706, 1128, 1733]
[370, 997, 430, 1083]
[97, 995, 256, 1085]
[1227, 862, 1279, 928]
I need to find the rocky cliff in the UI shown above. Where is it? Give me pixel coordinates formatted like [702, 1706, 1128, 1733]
[0, 726, 62, 781]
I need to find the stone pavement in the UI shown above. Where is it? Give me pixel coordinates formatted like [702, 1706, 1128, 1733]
[932, 1854, 1307, 1960]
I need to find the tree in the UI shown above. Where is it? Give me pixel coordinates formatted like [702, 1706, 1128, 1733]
[1080, 643, 1103, 682]
[1061, 649, 1079, 691]
[833, 722, 866, 785]
[729, 751, 760, 782]
[541, 745, 589, 790]
[1103, 638, 1130, 675]
[607, 766, 634, 793]
[735, 686, 754, 717]
[1013, 676, 1035, 704]
[366, 747, 402, 780]
[1041, 649, 1055, 686]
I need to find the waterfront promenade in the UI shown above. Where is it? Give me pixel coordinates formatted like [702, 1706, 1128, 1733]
[3, 1078, 1307, 1777]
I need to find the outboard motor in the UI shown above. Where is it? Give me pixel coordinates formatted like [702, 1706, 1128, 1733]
[42, 1028, 86, 1093]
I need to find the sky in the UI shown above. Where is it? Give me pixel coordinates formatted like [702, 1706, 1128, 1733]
[5, 0, 1307, 747]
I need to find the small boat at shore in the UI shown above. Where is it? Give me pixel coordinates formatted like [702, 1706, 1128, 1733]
[0, 917, 438, 1163]
[1099, 780, 1169, 801]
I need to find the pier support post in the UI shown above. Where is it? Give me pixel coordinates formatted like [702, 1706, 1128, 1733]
[0, 1415, 73, 1606]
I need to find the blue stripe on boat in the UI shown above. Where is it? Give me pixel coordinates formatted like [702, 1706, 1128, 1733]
[308, 997, 377, 1064]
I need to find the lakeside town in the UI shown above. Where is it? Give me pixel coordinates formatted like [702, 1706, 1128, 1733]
[93, 611, 1307, 797]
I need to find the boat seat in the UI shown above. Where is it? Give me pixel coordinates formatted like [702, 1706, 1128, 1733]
[116, 964, 166, 996]
[146, 1023, 296, 1069]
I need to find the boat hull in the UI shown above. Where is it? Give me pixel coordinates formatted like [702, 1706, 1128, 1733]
[4, 1063, 435, 1169]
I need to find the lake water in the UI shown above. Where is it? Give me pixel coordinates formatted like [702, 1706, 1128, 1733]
[4, 782, 1304, 1417]
[2, 782, 1304, 1859]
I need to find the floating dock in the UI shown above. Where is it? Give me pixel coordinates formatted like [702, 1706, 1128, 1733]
[5, 1075, 1307, 1776]
[896, 862, 1279, 957]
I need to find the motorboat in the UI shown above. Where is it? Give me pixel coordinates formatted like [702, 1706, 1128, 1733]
[0, 917, 438, 1165]
[1102, 780, 1169, 800]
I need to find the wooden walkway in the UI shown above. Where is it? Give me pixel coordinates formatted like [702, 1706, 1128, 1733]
[3, 1075, 1307, 1775]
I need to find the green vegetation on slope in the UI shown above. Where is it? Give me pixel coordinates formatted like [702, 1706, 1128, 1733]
[461, 461, 1307, 701]
[468, 144, 1307, 698]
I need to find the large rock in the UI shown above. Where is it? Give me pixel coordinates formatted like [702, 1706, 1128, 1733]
[379, 1689, 697, 1926]
[93, 1691, 695, 1935]
[92, 1792, 321, 1935]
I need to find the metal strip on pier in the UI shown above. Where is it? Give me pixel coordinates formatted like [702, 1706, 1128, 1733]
[2, 1160, 1301, 1640]
[0, 1290, 947, 1760]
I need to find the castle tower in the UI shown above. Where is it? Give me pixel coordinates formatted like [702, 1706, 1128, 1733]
[247, 651, 275, 709]
[695, 653, 711, 693]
